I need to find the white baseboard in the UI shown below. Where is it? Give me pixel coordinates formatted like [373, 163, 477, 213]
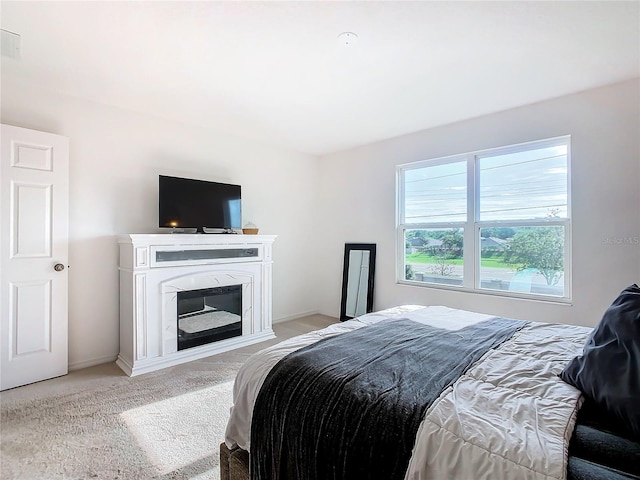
[69, 354, 118, 372]
[273, 310, 321, 324]
[317, 308, 339, 319]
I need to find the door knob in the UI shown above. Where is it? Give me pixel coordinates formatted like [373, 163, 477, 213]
[54, 263, 65, 272]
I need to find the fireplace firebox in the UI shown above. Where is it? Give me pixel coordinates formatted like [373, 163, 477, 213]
[177, 285, 242, 351]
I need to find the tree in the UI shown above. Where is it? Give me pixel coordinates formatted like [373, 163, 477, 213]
[480, 227, 516, 239]
[406, 229, 430, 241]
[504, 227, 564, 285]
[405, 264, 415, 280]
[440, 230, 463, 258]
[428, 256, 455, 277]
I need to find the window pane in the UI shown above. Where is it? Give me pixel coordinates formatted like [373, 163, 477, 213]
[403, 161, 466, 223]
[478, 144, 568, 221]
[404, 228, 463, 286]
[479, 226, 564, 297]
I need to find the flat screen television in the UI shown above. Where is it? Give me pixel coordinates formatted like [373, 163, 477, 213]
[158, 175, 241, 233]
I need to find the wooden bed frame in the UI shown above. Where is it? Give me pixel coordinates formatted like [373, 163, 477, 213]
[220, 442, 249, 480]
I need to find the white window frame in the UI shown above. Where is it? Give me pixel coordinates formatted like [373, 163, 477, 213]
[396, 136, 572, 302]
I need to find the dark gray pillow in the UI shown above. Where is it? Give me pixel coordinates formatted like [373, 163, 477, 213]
[561, 284, 640, 441]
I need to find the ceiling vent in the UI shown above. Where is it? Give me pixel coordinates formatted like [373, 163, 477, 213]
[1, 29, 21, 60]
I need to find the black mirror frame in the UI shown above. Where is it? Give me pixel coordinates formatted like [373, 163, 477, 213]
[339, 243, 376, 322]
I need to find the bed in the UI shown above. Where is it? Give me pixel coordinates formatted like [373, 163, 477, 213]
[221, 287, 640, 480]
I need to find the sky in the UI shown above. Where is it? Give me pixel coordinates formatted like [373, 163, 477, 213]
[403, 143, 568, 224]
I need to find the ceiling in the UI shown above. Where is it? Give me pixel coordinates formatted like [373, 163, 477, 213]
[1, 1, 639, 156]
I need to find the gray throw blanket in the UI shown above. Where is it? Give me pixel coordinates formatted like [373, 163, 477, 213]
[250, 317, 525, 480]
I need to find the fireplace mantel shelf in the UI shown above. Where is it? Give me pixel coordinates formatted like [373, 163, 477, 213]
[117, 234, 277, 376]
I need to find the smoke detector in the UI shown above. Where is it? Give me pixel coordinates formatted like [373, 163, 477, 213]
[337, 32, 358, 46]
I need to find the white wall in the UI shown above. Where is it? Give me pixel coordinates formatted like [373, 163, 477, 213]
[1, 78, 322, 370]
[2, 77, 638, 371]
[316, 79, 640, 327]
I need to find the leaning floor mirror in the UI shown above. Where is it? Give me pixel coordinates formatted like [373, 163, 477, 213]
[340, 243, 376, 322]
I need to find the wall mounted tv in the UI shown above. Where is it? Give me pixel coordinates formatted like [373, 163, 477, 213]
[158, 175, 241, 233]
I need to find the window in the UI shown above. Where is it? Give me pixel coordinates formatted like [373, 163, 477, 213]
[397, 137, 570, 300]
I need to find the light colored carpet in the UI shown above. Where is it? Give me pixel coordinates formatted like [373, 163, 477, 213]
[0, 314, 336, 480]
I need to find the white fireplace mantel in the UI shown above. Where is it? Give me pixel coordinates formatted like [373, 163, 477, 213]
[117, 234, 277, 376]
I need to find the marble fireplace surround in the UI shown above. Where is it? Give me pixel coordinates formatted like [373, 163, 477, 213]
[118, 234, 276, 376]
[161, 270, 253, 356]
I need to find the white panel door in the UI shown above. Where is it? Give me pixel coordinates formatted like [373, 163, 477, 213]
[0, 124, 69, 391]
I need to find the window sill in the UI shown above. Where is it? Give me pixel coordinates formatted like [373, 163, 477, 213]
[397, 279, 573, 305]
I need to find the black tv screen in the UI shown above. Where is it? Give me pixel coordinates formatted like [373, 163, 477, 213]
[159, 175, 241, 233]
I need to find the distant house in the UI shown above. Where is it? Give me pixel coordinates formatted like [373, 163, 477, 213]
[407, 237, 424, 254]
[480, 237, 508, 251]
[408, 237, 444, 254]
[409, 238, 426, 247]
[410, 236, 501, 255]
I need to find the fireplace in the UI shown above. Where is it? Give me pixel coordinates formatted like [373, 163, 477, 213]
[177, 285, 242, 350]
[117, 234, 276, 376]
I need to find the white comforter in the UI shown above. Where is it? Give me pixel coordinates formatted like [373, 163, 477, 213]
[224, 306, 590, 480]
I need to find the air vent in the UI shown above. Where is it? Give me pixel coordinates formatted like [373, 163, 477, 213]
[1, 29, 21, 60]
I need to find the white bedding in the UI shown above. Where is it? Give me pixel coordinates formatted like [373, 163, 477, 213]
[224, 305, 591, 480]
